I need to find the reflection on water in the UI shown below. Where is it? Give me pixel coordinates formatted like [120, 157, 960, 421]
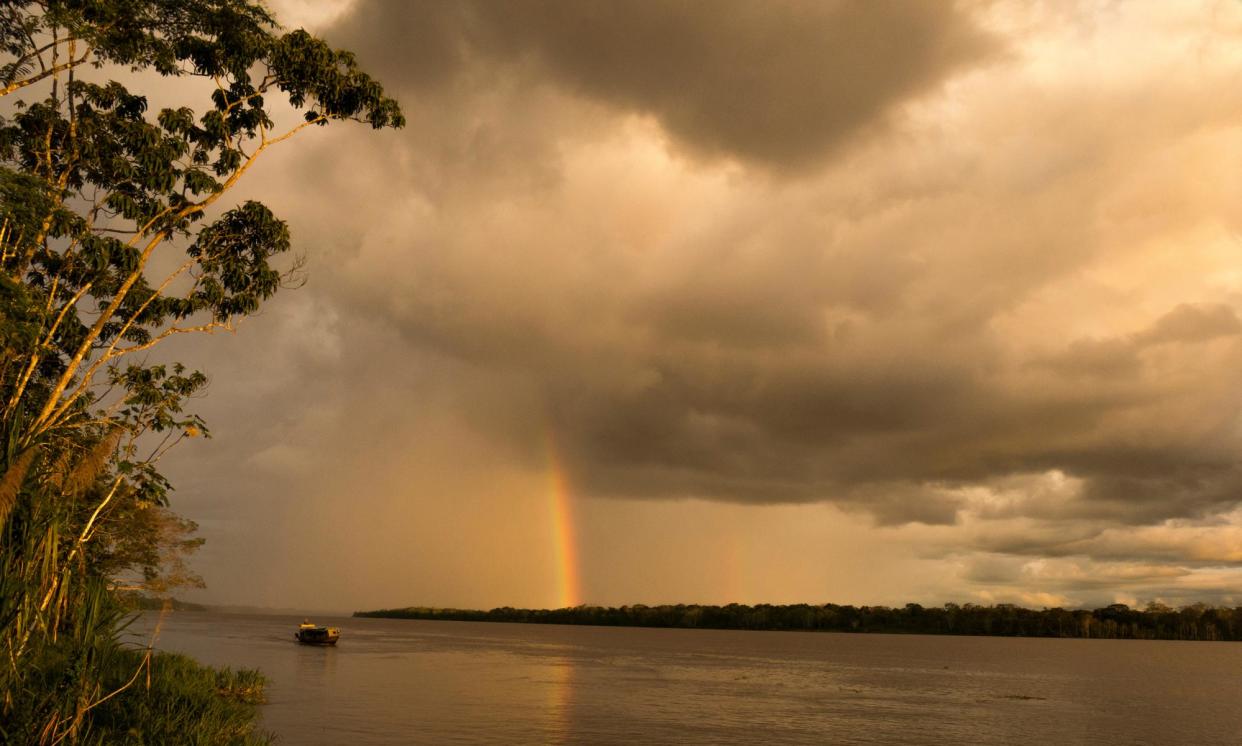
[130, 612, 1242, 745]
[298, 642, 338, 678]
[545, 656, 574, 744]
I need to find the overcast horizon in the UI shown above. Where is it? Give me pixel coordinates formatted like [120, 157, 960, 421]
[154, 0, 1242, 613]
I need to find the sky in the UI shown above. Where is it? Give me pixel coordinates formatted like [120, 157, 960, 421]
[157, 0, 1242, 612]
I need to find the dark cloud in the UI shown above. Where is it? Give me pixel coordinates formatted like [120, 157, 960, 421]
[1040, 303, 1242, 379]
[1136, 302, 1242, 346]
[328, 0, 997, 170]
[315, 118, 1242, 524]
[366, 248, 1242, 527]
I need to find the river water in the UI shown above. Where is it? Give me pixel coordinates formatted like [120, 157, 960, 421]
[129, 611, 1242, 744]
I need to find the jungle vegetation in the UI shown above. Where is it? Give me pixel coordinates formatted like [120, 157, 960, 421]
[0, 1, 400, 742]
[355, 602, 1242, 642]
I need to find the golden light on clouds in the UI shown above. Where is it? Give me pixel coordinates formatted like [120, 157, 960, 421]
[165, 0, 1242, 611]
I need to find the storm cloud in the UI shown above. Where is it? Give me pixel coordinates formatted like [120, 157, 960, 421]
[329, 0, 996, 169]
[157, 0, 1242, 610]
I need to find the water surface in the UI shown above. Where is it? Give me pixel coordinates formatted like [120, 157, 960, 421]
[130, 611, 1242, 744]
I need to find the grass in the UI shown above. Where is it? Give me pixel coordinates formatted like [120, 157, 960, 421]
[84, 649, 273, 745]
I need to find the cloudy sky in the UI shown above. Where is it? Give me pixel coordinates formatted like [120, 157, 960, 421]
[160, 0, 1242, 612]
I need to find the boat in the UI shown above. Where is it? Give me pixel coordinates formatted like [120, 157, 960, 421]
[295, 620, 340, 645]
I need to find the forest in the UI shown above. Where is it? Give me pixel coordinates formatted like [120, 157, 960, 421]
[356, 601, 1242, 641]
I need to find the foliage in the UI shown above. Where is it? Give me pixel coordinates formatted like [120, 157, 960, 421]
[3, 636, 271, 745]
[355, 601, 1242, 642]
[0, 0, 401, 741]
[87, 651, 271, 745]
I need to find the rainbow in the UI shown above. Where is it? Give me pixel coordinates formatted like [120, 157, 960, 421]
[545, 432, 581, 608]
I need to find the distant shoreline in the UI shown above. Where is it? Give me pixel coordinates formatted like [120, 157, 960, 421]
[120, 593, 209, 612]
[354, 602, 1242, 641]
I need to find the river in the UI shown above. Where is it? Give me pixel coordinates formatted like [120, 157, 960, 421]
[129, 611, 1242, 744]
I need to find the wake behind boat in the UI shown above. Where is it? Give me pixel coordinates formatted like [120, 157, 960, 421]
[295, 620, 340, 646]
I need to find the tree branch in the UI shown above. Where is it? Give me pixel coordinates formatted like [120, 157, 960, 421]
[1, 46, 91, 98]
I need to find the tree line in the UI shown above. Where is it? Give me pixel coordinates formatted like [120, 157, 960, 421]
[355, 602, 1242, 641]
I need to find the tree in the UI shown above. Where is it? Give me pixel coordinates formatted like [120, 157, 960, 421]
[0, 1, 402, 740]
